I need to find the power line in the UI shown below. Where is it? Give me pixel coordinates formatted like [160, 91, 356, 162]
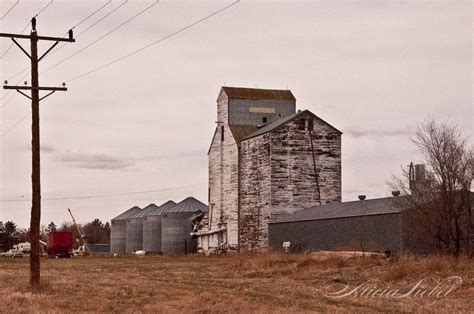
[0, 71, 30, 109]
[0, 184, 202, 202]
[0, 0, 19, 21]
[0, 20, 29, 59]
[33, 0, 53, 18]
[71, 0, 112, 30]
[0, 1, 240, 137]
[3, 0, 115, 82]
[75, 0, 128, 39]
[67, 0, 240, 83]
[42, 0, 158, 75]
[43, 0, 116, 59]
[0, 112, 28, 137]
[0, 0, 54, 59]
[3, 65, 29, 83]
[0, 92, 17, 109]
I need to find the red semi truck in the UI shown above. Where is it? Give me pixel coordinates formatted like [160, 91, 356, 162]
[47, 232, 73, 258]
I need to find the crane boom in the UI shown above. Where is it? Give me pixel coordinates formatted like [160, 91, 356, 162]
[67, 208, 91, 255]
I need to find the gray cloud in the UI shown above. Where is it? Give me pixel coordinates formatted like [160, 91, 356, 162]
[345, 127, 414, 138]
[58, 151, 134, 170]
[41, 145, 55, 154]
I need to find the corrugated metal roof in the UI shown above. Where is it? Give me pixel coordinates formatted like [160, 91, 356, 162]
[270, 197, 407, 224]
[135, 203, 160, 217]
[147, 200, 176, 216]
[222, 86, 296, 101]
[167, 197, 208, 213]
[229, 124, 259, 144]
[243, 110, 342, 141]
[111, 206, 142, 221]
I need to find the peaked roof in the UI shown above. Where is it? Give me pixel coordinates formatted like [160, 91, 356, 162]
[229, 125, 259, 144]
[222, 86, 296, 101]
[270, 197, 407, 224]
[135, 203, 160, 217]
[147, 200, 177, 216]
[111, 206, 142, 221]
[243, 110, 342, 141]
[167, 197, 208, 213]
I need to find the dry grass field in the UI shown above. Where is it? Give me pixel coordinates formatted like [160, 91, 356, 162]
[0, 253, 472, 313]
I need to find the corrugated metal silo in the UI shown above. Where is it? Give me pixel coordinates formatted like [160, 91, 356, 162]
[142, 200, 176, 252]
[125, 209, 145, 253]
[125, 202, 166, 253]
[111, 206, 141, 254]
[162, 197, 208, 255]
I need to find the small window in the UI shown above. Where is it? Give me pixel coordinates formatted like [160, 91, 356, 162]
[307, 119, 314, 131]
[221, 125, 224, 141]
[298, 119, 306, 130]
[262, 117, 267, 124]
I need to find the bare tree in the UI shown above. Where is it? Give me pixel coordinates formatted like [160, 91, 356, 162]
[390, 118, 473, 257]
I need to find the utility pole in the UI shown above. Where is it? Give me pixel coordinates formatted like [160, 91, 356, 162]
[0, 18, 74, 287]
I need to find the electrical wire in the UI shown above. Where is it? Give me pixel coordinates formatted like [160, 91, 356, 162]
[3, 66, 28, 83]
[0, 21, 29, 59]
[33, 0, 53, 18]
[74, 0, 128, 39]
[42, 0, 158, 75]
[0, 71, 30, 109]
[0, 112, 28, 137]
[3, 0, 115, 82]
[42, 0, 116, 59]
[72, 0, 112, 30]
[0, 92, 17, 109]
[0, 0, 54, 59]
[67, 0, 240, 83]
[0, 1, 239, 136]
[0, 184, 202, 202]
[0, 0, 19, 21]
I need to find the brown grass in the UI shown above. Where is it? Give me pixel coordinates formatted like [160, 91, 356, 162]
[0, 253, 472, 313]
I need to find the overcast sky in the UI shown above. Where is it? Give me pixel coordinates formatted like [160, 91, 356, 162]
[0, 0, 471, 228]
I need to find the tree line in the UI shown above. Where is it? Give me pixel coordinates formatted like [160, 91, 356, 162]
[0, 219, 111, 252]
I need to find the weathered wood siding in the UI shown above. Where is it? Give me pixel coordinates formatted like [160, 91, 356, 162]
[239, 134, 272, 250]
[239, 111, 341, 250]
[208, 91, 239, 249]
[270, 112, 342, 217]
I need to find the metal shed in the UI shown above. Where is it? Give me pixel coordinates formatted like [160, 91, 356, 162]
[268, 197, 436, 254]
[111, 206, 141, 254]
[162, 197, 208, 255]
[142, 200, 176, 253]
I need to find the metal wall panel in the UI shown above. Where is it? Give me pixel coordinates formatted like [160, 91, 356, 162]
[228, 99, 295, 126]
[268, 213, 403, 253]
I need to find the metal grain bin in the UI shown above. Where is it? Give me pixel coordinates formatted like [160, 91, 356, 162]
[161, 197, 208, 255]
[111, 220, 127, 254]
[161, 212, 197, 254]
[126, 217, 144, 253]
[111, 206, 141, 254]
[143, 201, 176, 253]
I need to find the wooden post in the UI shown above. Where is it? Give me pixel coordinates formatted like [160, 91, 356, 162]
[0, 20, 74, 287]
[30, 29, 41, 287]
